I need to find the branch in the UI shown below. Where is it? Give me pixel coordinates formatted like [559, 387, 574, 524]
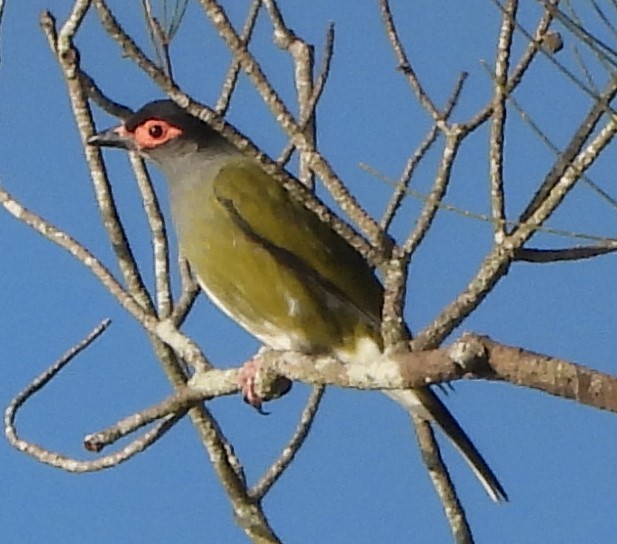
[414, 417, 473, 544]
[379, 0, 442, 123]
[250, 385, 325, 500]
[5, 320, 182, 471]
[465, 0, 560, 131]
[40, 9, 156, 318]
[414, 112, 617, 350]
[189, 334, 617, 414]
[263, 0, 317, 188]
[518, 79, 617, 225]
[489, 0, 517, 242]
[380, 71, 467, 232]
[276, 23, 335, 170]
[215, 0, 262, 115]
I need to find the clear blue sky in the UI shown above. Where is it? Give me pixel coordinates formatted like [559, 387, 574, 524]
[2, 2, 617, 543]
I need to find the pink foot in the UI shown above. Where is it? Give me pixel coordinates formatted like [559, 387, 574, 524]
[237, 359, 265, 412]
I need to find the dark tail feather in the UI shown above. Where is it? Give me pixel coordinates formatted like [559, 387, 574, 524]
[388, 387, 508, 502]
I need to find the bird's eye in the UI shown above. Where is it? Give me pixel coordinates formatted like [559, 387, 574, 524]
[148, 124, 164, 138]
[133, 119, 181, 149]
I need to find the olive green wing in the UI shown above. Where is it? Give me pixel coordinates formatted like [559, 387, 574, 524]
[213, 159, 384, 330]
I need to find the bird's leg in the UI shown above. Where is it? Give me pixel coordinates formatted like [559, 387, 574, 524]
[237, 358, 265, 412]
[237, 349, 293, 414]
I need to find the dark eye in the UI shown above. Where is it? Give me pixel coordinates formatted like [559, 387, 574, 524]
[148, 124, 164, 138]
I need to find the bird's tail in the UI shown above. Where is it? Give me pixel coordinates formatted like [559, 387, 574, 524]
[386, 387, 508, 503]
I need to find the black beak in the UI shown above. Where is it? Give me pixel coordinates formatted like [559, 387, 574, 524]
[88, 126, 134, 150]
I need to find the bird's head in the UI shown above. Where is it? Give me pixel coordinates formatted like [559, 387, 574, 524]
[89, 100, 236, 178]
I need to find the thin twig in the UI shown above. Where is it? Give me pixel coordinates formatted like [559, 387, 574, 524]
[465, 0, 559, 131]
[362, 162, 617, 245]
[264, 0, 316, 187]
[590, 0, 617, 38]
[0, 184, 209, 372]
[414, 115, 617, 350]
[506, 85, 617, 211]
[141, 0, 175, 81]
[80, 70, 133, 118]
[251, 385, 325, 499]
[380, 71, 468, 232]
[215, 0, 262, 115]
[489, 0, 517, 241]
[172, 257, 200, 325]
[84, 378, 238, 451]
[519, 79, 617, 224]
[402, 128, 463, 257]
[277, 22, 335, 169]
[413, 418, 473, 544]
[6, 320, 175, 471]
[41, 10, 157, 317]
[128, 153, 172, 319]
[379, 0, 442, 124]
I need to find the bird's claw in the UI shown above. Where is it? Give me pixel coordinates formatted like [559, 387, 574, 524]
[237, 359, 269, 415]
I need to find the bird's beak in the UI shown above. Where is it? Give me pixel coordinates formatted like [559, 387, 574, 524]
[88, 125, 135, 150]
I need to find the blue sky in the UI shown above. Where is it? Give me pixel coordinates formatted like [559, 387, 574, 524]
[2, 1, 617, 542]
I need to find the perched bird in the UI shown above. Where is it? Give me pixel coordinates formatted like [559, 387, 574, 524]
[89, 99, 507, 502]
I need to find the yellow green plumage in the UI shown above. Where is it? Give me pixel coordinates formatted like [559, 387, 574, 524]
[88, 99, 508, 503]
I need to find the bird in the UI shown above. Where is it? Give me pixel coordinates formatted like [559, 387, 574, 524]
[88, 99, 507, 502]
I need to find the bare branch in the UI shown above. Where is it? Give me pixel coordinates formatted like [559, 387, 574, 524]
[250, 386, 325, 499]
[465, 0, 559, 131]
[172, 257, 200, 325]
[41, 10, 157, 317]
[414, 110, 617, 350]
[277, 23, 335, 169]
[519, 90, 617, 223]
[380, 71, 468, 232]
[79, 70, 133, 118]
[141, 0, 176, 81]
[414, 418, 474, 544]
[506, 88, 617, 212]
[379, 0, 442, 124]
[591, 1, 617, 38]
[188, 336, 617, 415]
[127, 153, 172, 318]
[489, 0, 517, 242]
[0, 184, 210, 373]
[264, 0, 316, 187]
[515, 115, 617, 239]
[402, 128, 463, 257]
[215, 0, 262, 115]
[84, 382, 229, 452]
[5, 321, 179, 471]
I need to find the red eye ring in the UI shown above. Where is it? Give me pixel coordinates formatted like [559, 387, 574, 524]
[133, 119, 182, 149]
